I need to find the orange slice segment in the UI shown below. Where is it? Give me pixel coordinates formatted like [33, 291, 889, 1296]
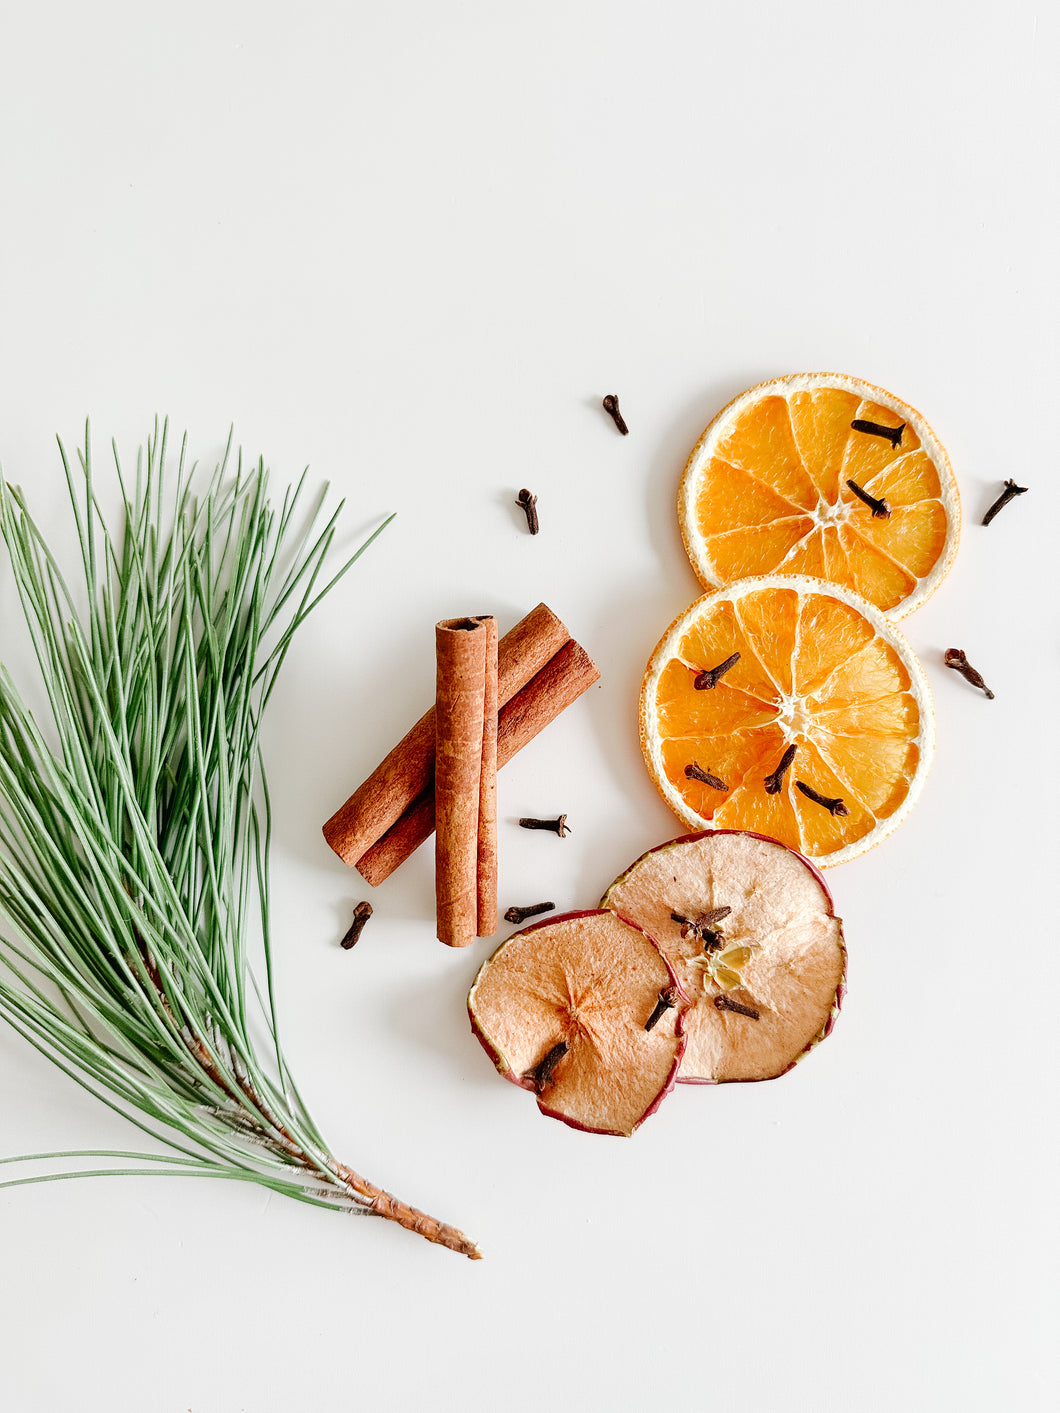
[679, 373, 960, 618]
[640, 576, 934, 867]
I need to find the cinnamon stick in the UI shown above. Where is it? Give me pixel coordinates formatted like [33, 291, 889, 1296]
[477, 616, 499, 937]
[323, 603, 569, 867]
[356, 639, 599, 885]
[435, 618, 490, 948]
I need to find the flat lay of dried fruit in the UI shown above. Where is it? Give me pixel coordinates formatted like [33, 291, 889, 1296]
[0, 373, 965, 1251]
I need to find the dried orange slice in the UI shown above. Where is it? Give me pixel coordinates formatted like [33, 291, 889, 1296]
[639, 576, 934, 866]
[603, 831, 845, 1084]
[679, 373, 959, 618]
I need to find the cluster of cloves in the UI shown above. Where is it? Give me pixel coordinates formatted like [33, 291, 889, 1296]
[671, 906, 731, 953]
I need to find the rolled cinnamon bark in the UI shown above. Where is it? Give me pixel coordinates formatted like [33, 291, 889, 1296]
[323, 603, 569, 867]
[477, 616, 499, 937]
[435, 618, 490, 948]
[356, 639, 599, 886]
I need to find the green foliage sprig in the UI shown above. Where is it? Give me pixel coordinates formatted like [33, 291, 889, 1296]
[0, 422, 479, 1258]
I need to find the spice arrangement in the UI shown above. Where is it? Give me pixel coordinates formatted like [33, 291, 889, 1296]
[459, 373, 1015, 1142]
[0, 375, 1022, 1260]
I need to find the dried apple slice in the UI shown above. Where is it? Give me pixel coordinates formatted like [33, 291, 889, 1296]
[468, 909, 686, 1135]
[602, 830, 845, 1083]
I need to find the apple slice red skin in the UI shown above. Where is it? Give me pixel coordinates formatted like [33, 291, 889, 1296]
[601, 829, 847, 1087]
[468, 908, 689, 1136]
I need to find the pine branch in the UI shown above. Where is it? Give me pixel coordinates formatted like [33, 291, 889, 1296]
[0, 423, 480, 1259]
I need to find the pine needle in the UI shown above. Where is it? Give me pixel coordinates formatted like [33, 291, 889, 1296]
[0, 422, 481, 1259]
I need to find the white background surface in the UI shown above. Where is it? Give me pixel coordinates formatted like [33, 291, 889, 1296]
[0, 3, 1057, 1409]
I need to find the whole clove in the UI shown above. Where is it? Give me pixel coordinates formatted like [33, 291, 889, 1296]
[516, 489, 539, 534]
[851, 417, 904, 448]
[685, 761, 727, 790]
[982, 479, 1028, 526]
[713, 994, 760, 1020]
[526, 1038, 569, 1093]
[795, 780, 849, 816]
[693, 652, 741, 690]
[340, 901, 373, 949]
[671, 906, 731, 948]
[602, 394, 629, 435]
[504, 901, 556, 925]
[644, 985, 682, 1032]
[764, 743, 797, 794]
[943, 648, 994, 699]
[518, 814, 570, 836]
[671, 906, 732, 931]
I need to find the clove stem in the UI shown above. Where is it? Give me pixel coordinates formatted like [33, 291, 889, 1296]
[685, 761, 727, 790]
